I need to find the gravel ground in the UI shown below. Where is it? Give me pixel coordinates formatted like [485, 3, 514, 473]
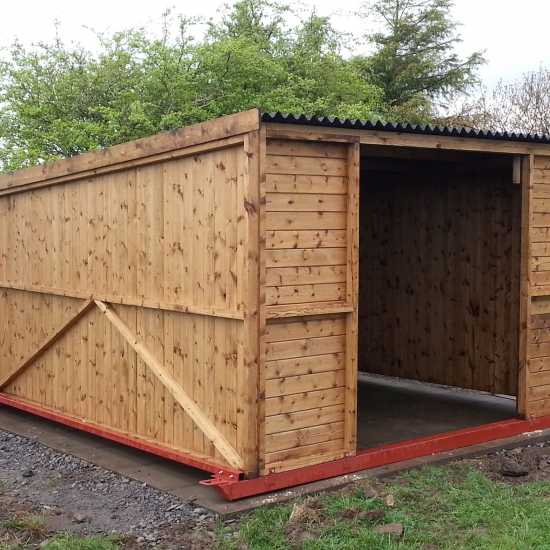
[0, 430, 220, 548]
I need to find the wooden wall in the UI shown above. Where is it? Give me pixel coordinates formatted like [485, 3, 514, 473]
[359, 156, 521, 396]
[523, 155, 550, 416]
[259, 137, 359, 474]
[0, 141, 259, 472]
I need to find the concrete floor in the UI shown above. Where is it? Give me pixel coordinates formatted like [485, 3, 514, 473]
[358, 374, 517, 449]
[0, 376, 519, 512]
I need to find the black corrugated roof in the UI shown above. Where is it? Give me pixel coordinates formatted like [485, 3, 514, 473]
[261, 111, 550, 145]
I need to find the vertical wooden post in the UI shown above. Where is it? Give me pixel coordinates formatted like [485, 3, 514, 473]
[257, 126, 268, 475]
[238, 130, 261, 476]
[517, 154, 533, 417]
[344, 140, 360, 454]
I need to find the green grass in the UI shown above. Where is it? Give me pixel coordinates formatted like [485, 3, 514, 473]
[0, 513, 121, 550]
[41, 534, 121, 550]
[219, 463, 550, 550]
[3, 514, 46, 536]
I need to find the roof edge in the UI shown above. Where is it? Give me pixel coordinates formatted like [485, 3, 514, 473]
[261, 111, 550, 146]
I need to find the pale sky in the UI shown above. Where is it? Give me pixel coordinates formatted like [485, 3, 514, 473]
[0, 0, 548, 88]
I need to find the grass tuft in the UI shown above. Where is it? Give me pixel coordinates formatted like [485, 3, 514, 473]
[3, 513, 46, 536]
[223, 463, 550, 549]
[40, 533, 121, 550]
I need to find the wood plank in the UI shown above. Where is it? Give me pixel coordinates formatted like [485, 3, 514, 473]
[266, 122, 548, 155]
[265, 421, 344, 453]
[265, 211, 347, 230]
[534, 157, 550, 170]
[529, 327, 550, 343]
[0, 282, 245, 320]
[528, 341, 550, 358]
[264, 317, 346, 343]
[531, 213, 550, 227]
[265, 404, 345, 435]
[265, 353, 345, 379]
[533, 199, 550, 213]
[0, 110, 259, 192]
[264, 438, 344, 468]
[0, 299, 95, 390]
[265, 387, 345, 415]
[266, 193, 347, 212]
[528, 357, 550, 373]
[531, 243, 550, 256]
[266, 303, 354, 319]
[533, 185, 550, 199]
[531, 296, 550, 315]
[265, 230, 346, 250]
[265, 334, 345, 361]
[265, 155, 346, 177]
[530, 313, 550, 329]
[527, 384, 550, 400]
[265, 248, 346, 268]
[533, 169, 550, 184]
[94, 300, 244, 470]
[265, 174, 347, 194]
[266, 283, 345, 305]
[528, 370, 550, 387]
[266, 266, 346, 286]
[344, 141, 359, 454]
[264, 449, 345, 473]
[531, 258, 550, 272]
[531, 227, 550, 243]
[238, 130, 260, 475]
[266, 140, 347, 159]
[265, 370, 345, 398]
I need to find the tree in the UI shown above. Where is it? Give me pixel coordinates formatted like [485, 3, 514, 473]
[439, 67, 550, 134]
[358, 0, 484, 120]
[0, 1, 384, 173]
[480, 68, 550, 134]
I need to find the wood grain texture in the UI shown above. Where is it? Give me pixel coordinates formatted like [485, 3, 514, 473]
[359, 155, 521, 396]
[0, 137, 258, 473]
[259, 138, 356, 474]
[525, 155, 550, 416]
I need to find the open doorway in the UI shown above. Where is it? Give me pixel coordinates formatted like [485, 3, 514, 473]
[357, 145, 521, 450]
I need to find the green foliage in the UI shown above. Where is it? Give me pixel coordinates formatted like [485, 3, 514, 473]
[360, 0, 485, 120]
[0, 0, 483, 172]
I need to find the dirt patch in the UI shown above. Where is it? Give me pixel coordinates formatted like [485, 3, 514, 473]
[462, 440, 550, 484]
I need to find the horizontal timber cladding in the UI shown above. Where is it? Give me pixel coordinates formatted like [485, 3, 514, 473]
[0, 134, 260, 474]
[259, 137, 359, 474]
[359, 156, 521, 395]
[524, 155, 550, 417]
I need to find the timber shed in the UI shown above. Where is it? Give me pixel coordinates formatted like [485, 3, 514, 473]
[2, 109, 550, 500]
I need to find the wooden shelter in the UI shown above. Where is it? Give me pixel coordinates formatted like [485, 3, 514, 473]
[2, 109, 550, 499]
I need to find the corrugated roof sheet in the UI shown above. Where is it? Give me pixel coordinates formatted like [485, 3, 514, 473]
[261, 111, 550, 145]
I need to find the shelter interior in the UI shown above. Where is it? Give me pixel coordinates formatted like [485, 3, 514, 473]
[356, 144, 522, 449]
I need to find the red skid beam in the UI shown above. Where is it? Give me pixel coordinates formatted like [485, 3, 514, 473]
[213, 416, 550, 500]
[0, 393, 241, 478]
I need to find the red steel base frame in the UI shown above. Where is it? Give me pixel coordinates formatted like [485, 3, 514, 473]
[0, 393, 241, 478]
[209, 415, 550, 501]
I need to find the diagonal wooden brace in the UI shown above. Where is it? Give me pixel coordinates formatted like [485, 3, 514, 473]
[94, 300, 245, 471]
[0, 299, 95, 390]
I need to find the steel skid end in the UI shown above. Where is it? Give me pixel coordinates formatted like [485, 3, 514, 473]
[200, 470, 241, 487]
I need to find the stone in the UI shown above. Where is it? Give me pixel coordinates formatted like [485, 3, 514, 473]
[374, 523, 404, 537]
[500, 458, 529, 477]
[73, 513, 87, 524]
